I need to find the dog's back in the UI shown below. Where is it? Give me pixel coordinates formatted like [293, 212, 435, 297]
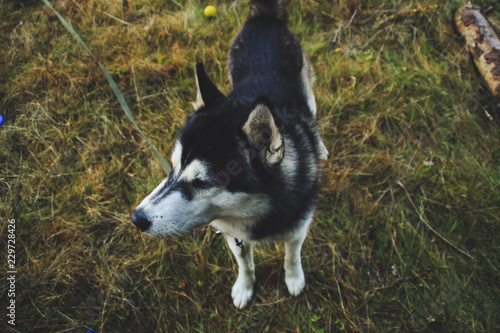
[229, 0, 311, 113]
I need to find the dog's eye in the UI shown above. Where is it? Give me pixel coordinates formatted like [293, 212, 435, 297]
[191, 178, 210, 189]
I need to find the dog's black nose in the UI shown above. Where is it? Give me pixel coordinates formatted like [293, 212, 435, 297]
[131, 209, 151, 232]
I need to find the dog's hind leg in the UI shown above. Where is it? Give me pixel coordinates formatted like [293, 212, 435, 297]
[226, 235, 255, 308]
[300, 53, 329, 160]
[284, 214, 311, 296]
[300, 53, 317, 117]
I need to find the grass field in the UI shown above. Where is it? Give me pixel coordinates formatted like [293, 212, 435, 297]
[1, 0, 500, 332]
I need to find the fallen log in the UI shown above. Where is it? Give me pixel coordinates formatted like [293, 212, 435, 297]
[455, 4, 500, 101]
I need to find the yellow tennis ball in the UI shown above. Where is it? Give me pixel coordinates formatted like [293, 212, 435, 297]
[204, 5, 217, 17]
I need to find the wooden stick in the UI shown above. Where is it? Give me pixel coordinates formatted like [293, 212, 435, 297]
[455, 4, 500, 101]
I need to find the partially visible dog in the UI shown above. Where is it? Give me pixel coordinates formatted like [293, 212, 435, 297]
[131, 0, 327, 308]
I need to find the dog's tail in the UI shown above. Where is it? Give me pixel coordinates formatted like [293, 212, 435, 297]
[249, 0, 290, 21]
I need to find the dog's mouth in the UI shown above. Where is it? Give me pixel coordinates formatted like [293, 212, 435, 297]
[131, 209, 214, 238]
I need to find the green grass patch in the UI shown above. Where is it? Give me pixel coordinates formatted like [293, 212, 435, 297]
[1, 0, 499, 332]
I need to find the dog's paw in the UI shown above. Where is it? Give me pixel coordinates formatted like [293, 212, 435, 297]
[231, 274, 255, 309]
[285, 270, 305, 296]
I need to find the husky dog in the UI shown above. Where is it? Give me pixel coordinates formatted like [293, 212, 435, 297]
[131, 0, 327, 309]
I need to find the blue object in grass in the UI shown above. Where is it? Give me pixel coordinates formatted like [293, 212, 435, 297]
[0, 114, 3, 126]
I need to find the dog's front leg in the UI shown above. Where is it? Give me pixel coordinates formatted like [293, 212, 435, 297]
[226, 235, 255, 309]
[284, 225, 308, 296]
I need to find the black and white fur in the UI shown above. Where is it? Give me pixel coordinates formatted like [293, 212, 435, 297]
[131, 0, 327, 309]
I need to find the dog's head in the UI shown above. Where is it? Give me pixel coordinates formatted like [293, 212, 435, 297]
[130, 63, 286, 238]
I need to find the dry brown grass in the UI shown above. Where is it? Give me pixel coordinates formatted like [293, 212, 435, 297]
[1, 0, 500, 332]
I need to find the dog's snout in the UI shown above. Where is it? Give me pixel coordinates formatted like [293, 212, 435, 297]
[131, 209, 152, 232]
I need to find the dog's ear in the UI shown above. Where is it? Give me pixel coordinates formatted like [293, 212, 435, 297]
[243, 96, 284, 166]
[194, 62, 225, 109]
